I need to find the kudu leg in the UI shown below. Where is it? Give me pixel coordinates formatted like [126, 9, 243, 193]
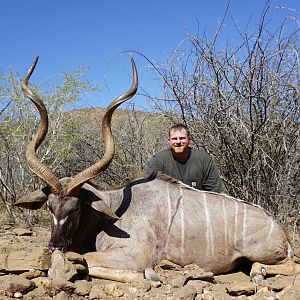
[87, 264, 144, 283]
[250, 260, 300, 282]
[83, 245, 156, 283]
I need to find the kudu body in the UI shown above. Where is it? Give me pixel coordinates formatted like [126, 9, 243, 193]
[16, 57, 300, 283]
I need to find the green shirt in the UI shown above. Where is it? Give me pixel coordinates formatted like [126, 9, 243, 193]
[145, 148, 223, 193]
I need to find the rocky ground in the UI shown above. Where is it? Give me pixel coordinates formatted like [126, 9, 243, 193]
[0, 225, 300, 300]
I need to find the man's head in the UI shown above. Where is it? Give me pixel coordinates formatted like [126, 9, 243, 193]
[168, 124, 191, 159]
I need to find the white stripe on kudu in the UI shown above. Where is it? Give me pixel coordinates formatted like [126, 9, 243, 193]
[203, 193, 214, 257]
[180, 187, 185, 261]
[222, 198, 228, 257]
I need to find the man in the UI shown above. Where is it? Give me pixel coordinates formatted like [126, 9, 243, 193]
[145, 124, 223, 193]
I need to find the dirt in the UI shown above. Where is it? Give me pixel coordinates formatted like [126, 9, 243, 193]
[0, 225, 300, 300]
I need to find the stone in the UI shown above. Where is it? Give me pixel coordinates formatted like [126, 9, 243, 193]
[65, 252, 87, 265]
[144, 267, 162, 281]
[149, 280, 161, 288]
[103, 282, 124, 297]
[226, 282, 256, 296]
[131, 279, 151, 291]
[214, 272, 250, 284]
[52, 281, 75, 295]
[0, 246, 50, 272]
[128, 286, 138, 294]
[23, 286, 51, 300]
[155, 260, 182, 271]
[21, 269, 47, 279]
[254, 286, 277, 300]
[184, 264, 214, 281]
[53, 290, 71, 300]
[294, 246, 300, 259]
[48, 250, 77, 283]
[14, 291, 23, 298]
[186, 280, 203, 294]
[172, 285, 197, 300]
[294, 274, 300, 285]
[11, 227, 33, 236]
[48, 250, 88, 283]
[168, 272, 186, 287]
[208, 285, 233, 300]
[277, 284, 300, 300]
[31, 276, 52, 288]
[74, 280, 92, 296]
[0, 274, 35, 294]
[89, 285, 107, 299]
[268, 275, 298, 291]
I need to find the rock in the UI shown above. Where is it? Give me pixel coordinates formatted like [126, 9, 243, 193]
[144, 267, 162, 281]
[294, 246, 300, 259]
[268, 274, 299, 291]
[52, 280, 75, 295]
[0, 274, 35, 295]
[0, 246, 50, 272]
[184, 264, 214, 281]
[48, 250, 77, 283]
[89, 285, 107, 299]
[74, 280, 92, 296]
[254, 286, 277, 299]
[48, 250, 88, 283]
[277, 284, 300, 300]
[226, 282, 256, 296]
[31, 276, 52, 288]
[155, 260, 182, 271]
[173, 285, 197, 300]
[131, 279, 151, 291]
[21, 269, 46, 279]
[168, 272, 186, 287]
[128, 286, 138, 294]
[65, 252, 87, 266]
[1, 225, 12, 231]
[208, 285, 233, 300]
[14, 291, 23, 298]
[0, 296, 14, 300]
[23, 286, 52, 300]
[295, 274, 300, 285]
[11, 227, 33, 236]
[186, 280, 203, 294]
[214, 271, 250, 284]
[0, 226, 50, 273]
[53, 290, 71, 300]
[103, 282, 124, 297]
[149, 280, 162, 288]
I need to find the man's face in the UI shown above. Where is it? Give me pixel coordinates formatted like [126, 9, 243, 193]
[168, 128, 190, 154]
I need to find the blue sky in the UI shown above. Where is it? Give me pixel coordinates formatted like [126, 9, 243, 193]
[1, 0, 299, 110]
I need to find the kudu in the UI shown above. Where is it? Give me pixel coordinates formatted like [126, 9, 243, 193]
[15, 56, 300, 283]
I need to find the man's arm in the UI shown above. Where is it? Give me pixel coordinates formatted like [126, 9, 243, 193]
[202, 156, 224, 193]
[144, 155, 163, 177]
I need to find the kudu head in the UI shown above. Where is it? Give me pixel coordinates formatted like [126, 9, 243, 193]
[15, 56, 138, 253]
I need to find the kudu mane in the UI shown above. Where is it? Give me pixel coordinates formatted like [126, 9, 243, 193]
[153, 172, 274, 218]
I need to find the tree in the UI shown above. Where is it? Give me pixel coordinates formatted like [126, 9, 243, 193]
[143, 5, 300, 234]
[0, 65, 98, 223]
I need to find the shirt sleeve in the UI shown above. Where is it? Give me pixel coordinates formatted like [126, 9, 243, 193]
[144, 155, 163, 177]
[202, 156, 224, 193]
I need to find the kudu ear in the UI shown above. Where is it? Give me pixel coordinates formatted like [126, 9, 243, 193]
[14, 187, 50, 210]
[90, 200, 120, 220]
[80, 183, 120, 220]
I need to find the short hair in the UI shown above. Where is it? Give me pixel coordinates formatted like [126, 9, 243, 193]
[168, 123, 191, 138]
